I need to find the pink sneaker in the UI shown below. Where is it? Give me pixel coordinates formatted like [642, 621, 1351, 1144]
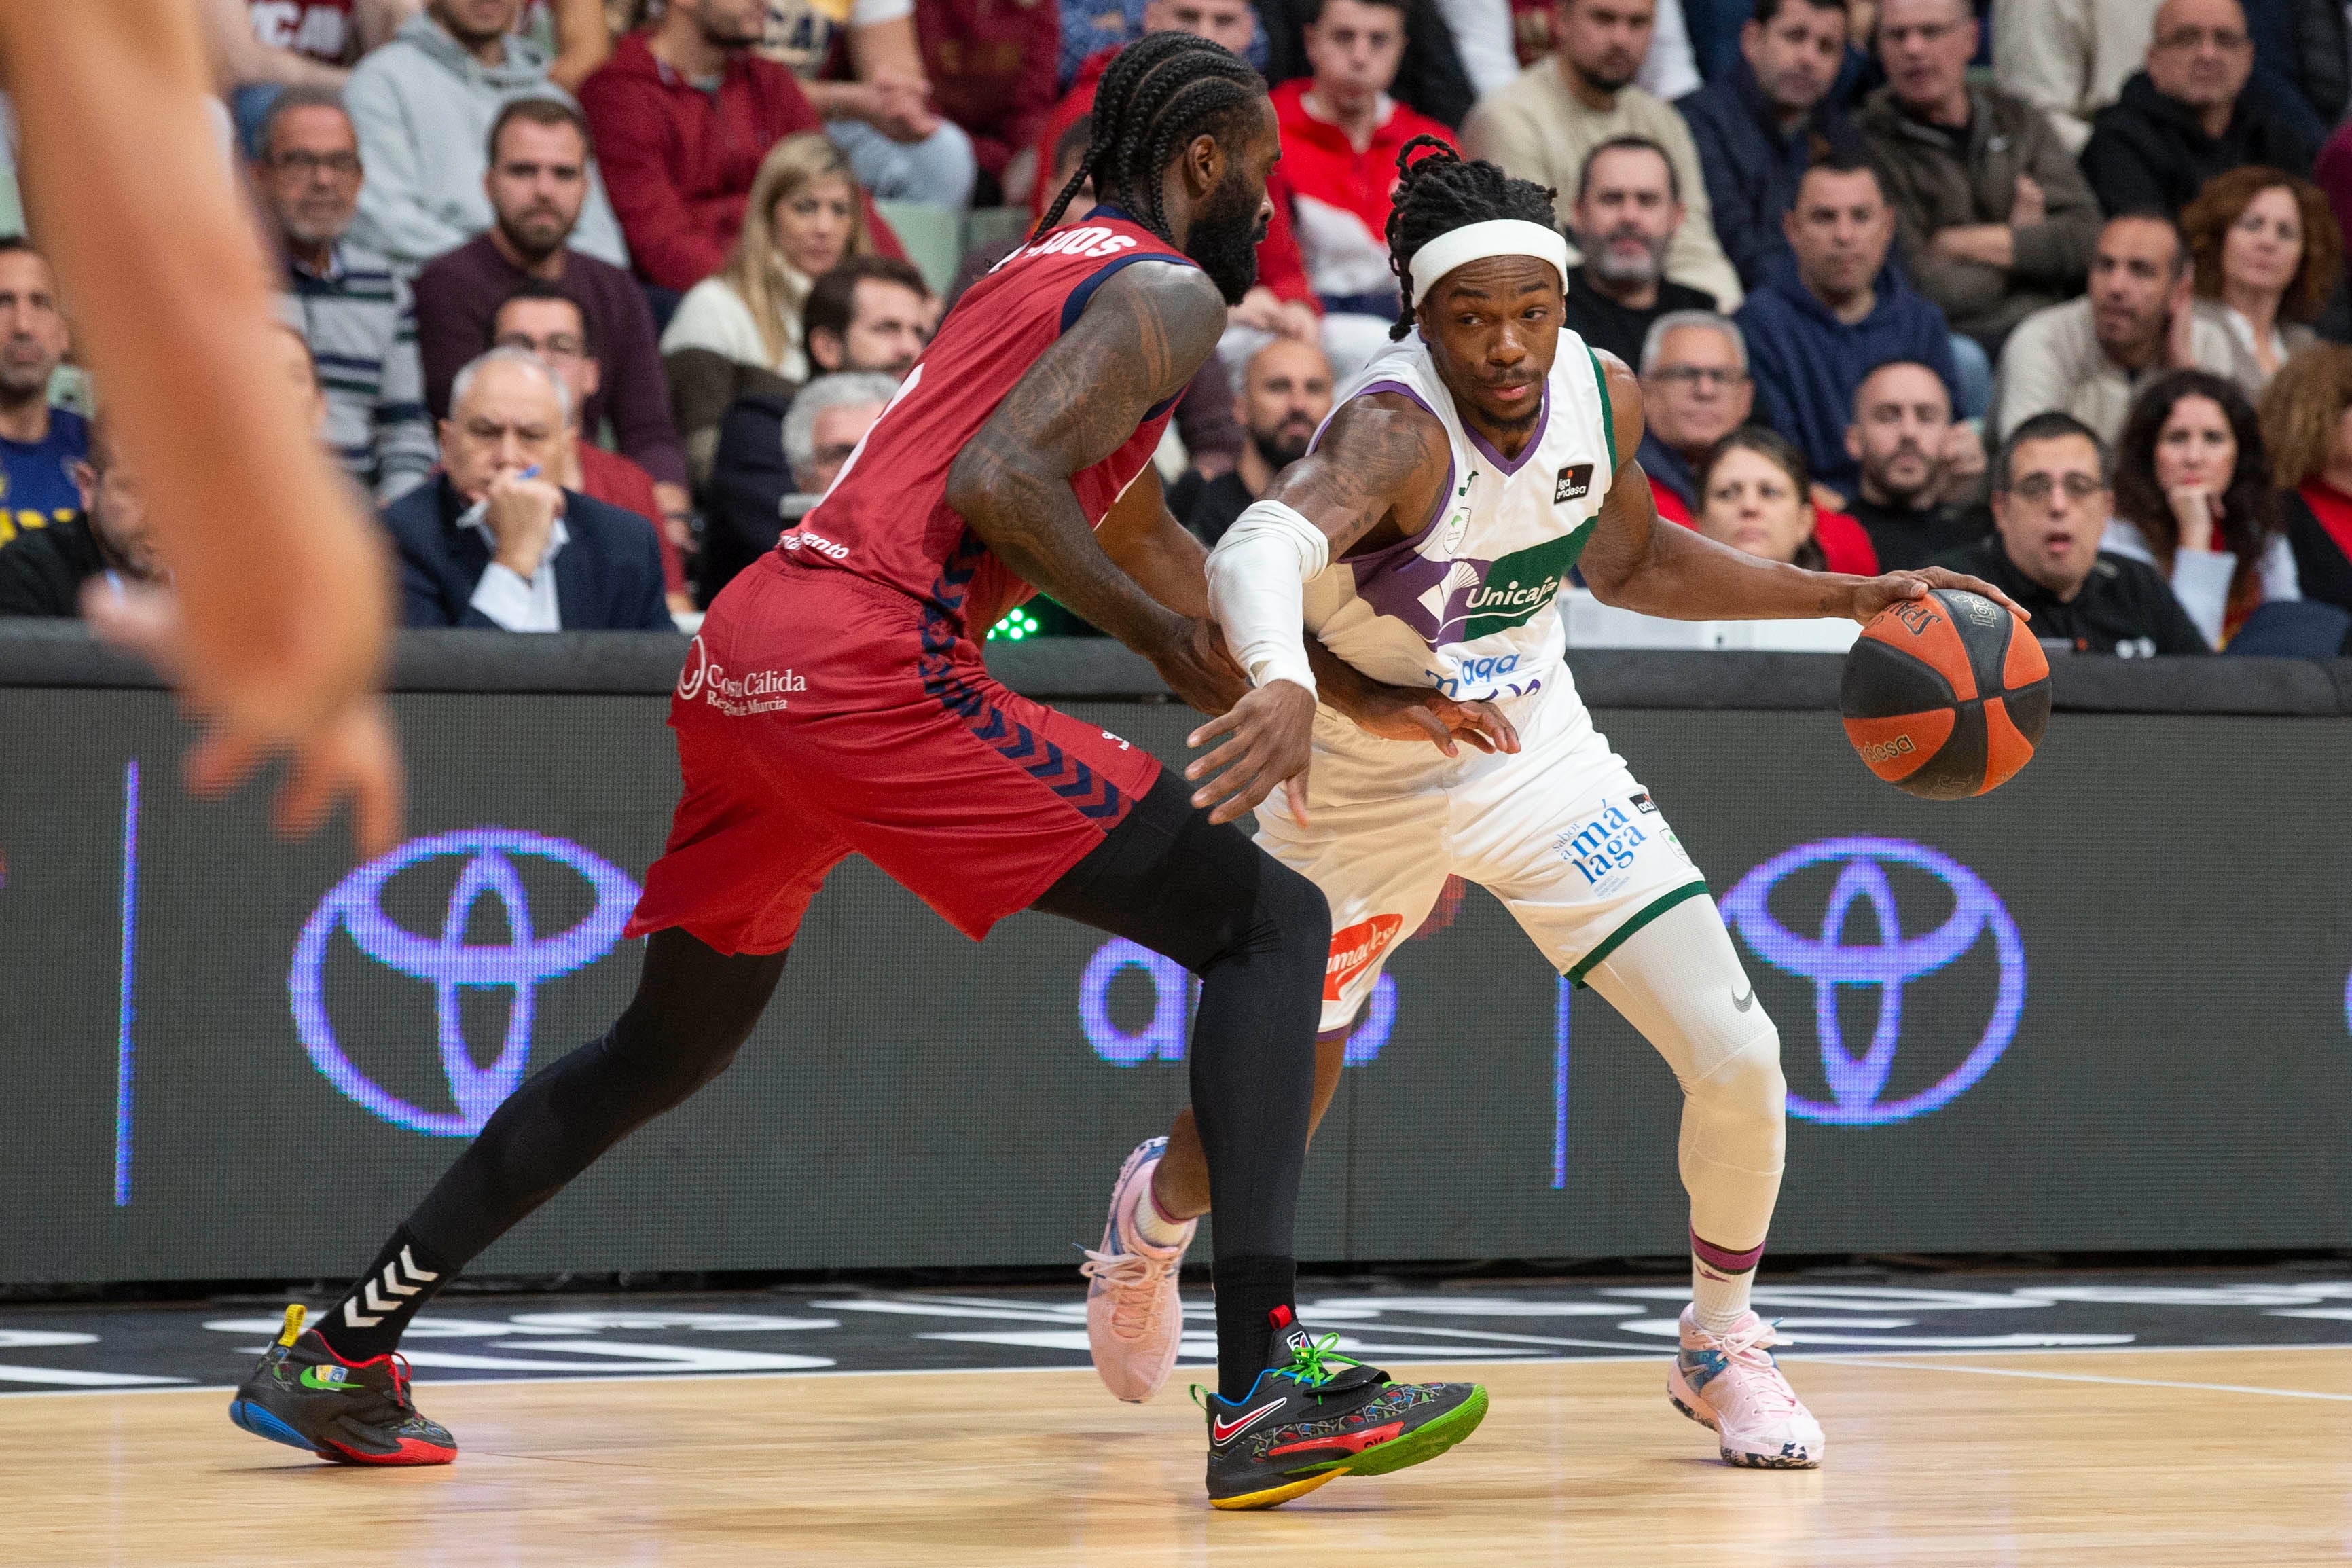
[1080, 1137, 1195, 1403]
[1668, 1305, 1825, 1468]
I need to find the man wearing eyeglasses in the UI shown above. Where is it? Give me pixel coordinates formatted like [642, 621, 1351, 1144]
[2078, 0, 2315, 217]
[257, 86, 437, 503]
[1633, 310, 1751, 525]
[488, 281, 692, 613]
[1940, 409, 2205, 655]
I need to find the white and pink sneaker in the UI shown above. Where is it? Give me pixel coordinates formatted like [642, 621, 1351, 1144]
[1667, 1305, 1825, 1468]
[1079, 1137, 1196, 1404]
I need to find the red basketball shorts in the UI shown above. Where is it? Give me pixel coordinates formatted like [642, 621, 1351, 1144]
[623, 552, 1161, 953]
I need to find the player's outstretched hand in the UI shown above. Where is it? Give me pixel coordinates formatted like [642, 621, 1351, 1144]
[84, 579, 406, 856]
[1849, 567, 2030, 626]
[1184, 679, 1317, 827]
[1150, 615, 1251, 716]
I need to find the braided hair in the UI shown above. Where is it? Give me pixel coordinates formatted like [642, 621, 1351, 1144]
[1384, 137, 1561, 340]
[1034, 33, 1265, 244]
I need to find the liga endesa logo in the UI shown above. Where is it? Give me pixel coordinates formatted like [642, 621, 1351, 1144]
[1720, 837, 2025, 1126]
[287, 830, 641, 1135]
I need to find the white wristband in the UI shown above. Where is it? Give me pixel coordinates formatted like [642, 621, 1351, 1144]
[1206, 498, 1329, 697]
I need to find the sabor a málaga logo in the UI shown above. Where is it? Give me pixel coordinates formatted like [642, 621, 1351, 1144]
[1720, 836, 2024, 1125]
[288, 829, 640, 1135]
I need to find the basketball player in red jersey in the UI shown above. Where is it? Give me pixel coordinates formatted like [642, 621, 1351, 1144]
[228, 34, 1488, 1510]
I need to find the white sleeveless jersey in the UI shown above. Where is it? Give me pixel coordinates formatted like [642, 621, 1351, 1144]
[1302, 328, 1618, 704]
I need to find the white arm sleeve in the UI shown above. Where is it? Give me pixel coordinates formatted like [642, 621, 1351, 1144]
[1206, 498, 1330, 696]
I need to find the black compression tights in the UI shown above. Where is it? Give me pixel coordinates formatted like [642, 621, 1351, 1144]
[344, 773, 1326, 1401]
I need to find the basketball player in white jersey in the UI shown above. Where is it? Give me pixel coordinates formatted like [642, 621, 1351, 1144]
[1082, 142, 2019, 1468]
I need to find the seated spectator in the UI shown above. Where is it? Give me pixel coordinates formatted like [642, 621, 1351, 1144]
[1940, 410, 2208, 654]
[1733, 153, 1957, 498]
[1843, 359, 1991, 568]
[1635, 309, 1750, 521]
[1172, 337, 1335, 545]
[413, 97, 691, 522]
[1259, 0, 1477, 128]
[757, 0, 978, 210]
[1055, 0, 1270, 93]
[1858, 0, 2100, 354]
[782, 371, 896, 509]
[1559, 136, 1718, 369]
[2181, 167, 2339, 398]
[1994, 213, 2237, 443]
[2080, 0, 2315, 219]
[1695, 425, 1879, 572]
[1463, 0, 1742, 307]
[1268, 0, 1456, 380]
[0, 416, 163, 618]
[1677, 0, 1861, 292]
[253, 88, 437, 503]
[2256, 344, 2352, 617]
[702, 255, 931, 594]
[2106, 368, 2298, 646]
[702, 370, 898, 596]
[0, 240, 88, 551]
[911, 0, 1057, 205]
[385, 347, 672, 629]
[1991, 0, 2158, 155]
[490, 281, 693, 609]
[661, 134, 876, 480]
[346, 0, 630, 276]
[580, 0, 903, 294]
[1036, 6, 1324, 352]
[953, 120, 1242, 476]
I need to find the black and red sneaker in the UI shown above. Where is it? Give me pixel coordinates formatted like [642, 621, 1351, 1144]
[228, 1305, 456, 1466]
[1197, 1306, 1487, 1510]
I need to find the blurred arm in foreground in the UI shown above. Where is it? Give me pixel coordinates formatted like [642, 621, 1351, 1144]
[1, 0, 403, 852]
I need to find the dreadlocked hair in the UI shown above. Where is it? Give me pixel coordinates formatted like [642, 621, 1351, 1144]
[1032, 32, 1265, 244]
[1384, 136, 1561, 340]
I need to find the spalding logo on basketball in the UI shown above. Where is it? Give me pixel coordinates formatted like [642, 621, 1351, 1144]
[1841, 588, 2050, 799]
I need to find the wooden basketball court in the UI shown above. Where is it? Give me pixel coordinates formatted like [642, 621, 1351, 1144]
[10, 1346, 2351, 1565]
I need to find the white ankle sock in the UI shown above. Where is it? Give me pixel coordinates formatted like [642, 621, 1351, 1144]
[1690, 1256, 1755, 1335]
[1133, 1169, 1191, 1248]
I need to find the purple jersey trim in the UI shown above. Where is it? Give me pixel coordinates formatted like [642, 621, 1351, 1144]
[1465, 378, 1549, 475]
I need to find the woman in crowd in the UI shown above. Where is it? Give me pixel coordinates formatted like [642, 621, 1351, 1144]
[1695, 427, 1879, 575]
[2182, 167, 2342, 398]
[2258, 345, 2352, 616]
[2107, 370, 2298, 648]
[661, 134, 873, 484]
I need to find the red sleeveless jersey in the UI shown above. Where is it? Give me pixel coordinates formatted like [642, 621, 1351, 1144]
[788, 211, 1197, 636]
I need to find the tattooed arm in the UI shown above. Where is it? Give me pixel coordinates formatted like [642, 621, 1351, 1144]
[945, 260, 1248, 714]
[1578, 359, 2024, 623]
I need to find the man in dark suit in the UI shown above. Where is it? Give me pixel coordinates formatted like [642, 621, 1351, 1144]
[383, 348, 672, 631]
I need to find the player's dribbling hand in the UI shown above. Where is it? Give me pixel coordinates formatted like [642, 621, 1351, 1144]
[1184, 679, 1317, 826]
[1849, 568, 2029, 626]
[1149, 616, 1251, 716]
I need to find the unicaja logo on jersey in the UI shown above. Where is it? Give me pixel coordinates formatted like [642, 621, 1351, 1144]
[1721, 837, 2024, 1126]
[1368, 524, 1596, 646]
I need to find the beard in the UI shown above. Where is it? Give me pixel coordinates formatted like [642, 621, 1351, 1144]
[1569, 56, 1637, 96]
[500, 204, 573, 261]
[1184, 167, 1267, 306]
[1248, 422, 1314, 471]
[1586, 225, 1665, 286]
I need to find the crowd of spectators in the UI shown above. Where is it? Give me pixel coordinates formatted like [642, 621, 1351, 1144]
[1, 0, 2351, 657]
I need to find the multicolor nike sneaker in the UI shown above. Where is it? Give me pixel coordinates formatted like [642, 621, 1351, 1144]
[1198, 1306, 1487, 1510]
[1668, 1305, 1825, 1468]
[1080, 1136, 1197, 1403]
[228, 1305, 456, 1466]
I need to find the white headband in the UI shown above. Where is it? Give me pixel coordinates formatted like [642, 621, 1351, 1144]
[1406, 219, 1570, 308]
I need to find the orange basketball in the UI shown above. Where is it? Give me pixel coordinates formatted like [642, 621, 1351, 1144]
[1841, 589, 2050, 799]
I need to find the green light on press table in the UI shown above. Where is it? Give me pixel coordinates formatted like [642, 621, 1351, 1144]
[988, 609, 1041, 642]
